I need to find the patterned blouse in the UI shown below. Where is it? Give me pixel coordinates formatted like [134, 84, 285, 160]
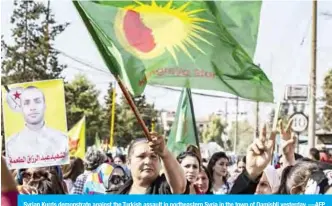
[212, 180, 234, 194]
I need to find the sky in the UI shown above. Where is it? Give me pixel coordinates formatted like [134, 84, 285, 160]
[1, 0, 332, 125]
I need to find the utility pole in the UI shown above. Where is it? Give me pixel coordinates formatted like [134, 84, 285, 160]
[234, 97, 239, 153]
[255, 63, 261, 140]
[255, 101, 260, 139]
[308, 0, 317, 150]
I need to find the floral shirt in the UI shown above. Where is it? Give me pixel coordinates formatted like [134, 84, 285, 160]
[212, 181, 234, 194]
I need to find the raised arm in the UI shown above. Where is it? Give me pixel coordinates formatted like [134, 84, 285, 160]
[279, 120, 296, 168]
[231, 124, 276, 194]
[149, 133, 187, 194]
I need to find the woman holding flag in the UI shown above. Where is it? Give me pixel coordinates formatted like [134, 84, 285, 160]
[116, 133, 189, 194]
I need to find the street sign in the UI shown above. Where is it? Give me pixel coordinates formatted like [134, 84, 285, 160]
[284, 85, 308, 101]
[290, 113, 308, 133]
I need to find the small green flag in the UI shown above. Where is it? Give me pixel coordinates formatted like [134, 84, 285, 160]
[167, 88, 198, 157]
[73, 0, 273, 102]
[95, 132, 101, 149]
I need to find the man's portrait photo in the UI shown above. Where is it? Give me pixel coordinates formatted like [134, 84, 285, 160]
[2, 79, 69, 169]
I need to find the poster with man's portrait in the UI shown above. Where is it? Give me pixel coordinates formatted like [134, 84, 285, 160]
[2, 79, 69, 169]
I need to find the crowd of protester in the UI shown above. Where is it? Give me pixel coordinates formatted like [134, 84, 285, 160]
[1, 123, 332, 205]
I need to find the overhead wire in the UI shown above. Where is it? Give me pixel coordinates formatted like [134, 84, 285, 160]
[55, 48, 111, 76]
[55, 48, 327, 105]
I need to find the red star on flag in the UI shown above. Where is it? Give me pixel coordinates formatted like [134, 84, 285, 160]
[13, 91, 21, 99]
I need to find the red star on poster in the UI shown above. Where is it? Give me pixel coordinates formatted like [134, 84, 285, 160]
[13, 91, 21, 99]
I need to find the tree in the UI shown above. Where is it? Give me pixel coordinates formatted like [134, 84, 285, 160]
[1, 0, 69, 85]
[323, 69, 332, 131]
[268, 102, 295, 128]
[1, 0, 69, 141]
[65, 75, 104, 146]
[116, 95, 159, 147]
[201, 115, 228, 148]
[229, 120, 254, 155]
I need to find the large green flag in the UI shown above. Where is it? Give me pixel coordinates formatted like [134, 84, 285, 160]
[167, 88, 198, 157]
[73, 0, 273, 102]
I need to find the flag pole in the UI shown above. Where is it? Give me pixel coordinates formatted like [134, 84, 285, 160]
[186, 88, 201, 158]
[72, 1, 151, 141]
[109, 82, 116, 148]
[116, 76, 152, 141]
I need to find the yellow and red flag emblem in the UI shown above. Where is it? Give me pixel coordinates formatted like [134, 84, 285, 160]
[69, 116, 86, 159]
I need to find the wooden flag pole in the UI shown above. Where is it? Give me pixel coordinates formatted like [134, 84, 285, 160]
[115, 76, 152, 141]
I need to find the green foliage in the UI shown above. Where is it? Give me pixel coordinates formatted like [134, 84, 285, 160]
[64, 78, 161, 148]
[0, 0, 163, 150]
[323, 69, 332, 131]
[1, 0, 68, 143]
[65, 75, 104, 146]
[1, 0, 69, 84]
[201, 115, 228, 148]
[268, 102, 295, 128]
[229, 120, 254, 155]
[116, 95, 159, 147]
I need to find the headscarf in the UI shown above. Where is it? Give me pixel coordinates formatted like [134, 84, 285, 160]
[83, 163, 113, 194]
[106, 165, 129, 194]
[264, 165, 280, 193]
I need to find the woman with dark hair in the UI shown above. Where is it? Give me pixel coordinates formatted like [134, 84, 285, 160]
[15, 166, 68, 193]
[27, 168, 66, 194]
[309, 148, 320, 161]
[228, 156, 246, 182]
[176, 151, 201, 194]
[114, 154, 130, 176]
[277, 160, 332, 194]
[236, 156, 246, 174]
[114, 154, 126, 165]
[195, 166, 212, 194]
[62, 157, 84, 192]
[105, 152, 114, 164]
[207, 152, 232, 194]
[116, 133, 188, 194]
